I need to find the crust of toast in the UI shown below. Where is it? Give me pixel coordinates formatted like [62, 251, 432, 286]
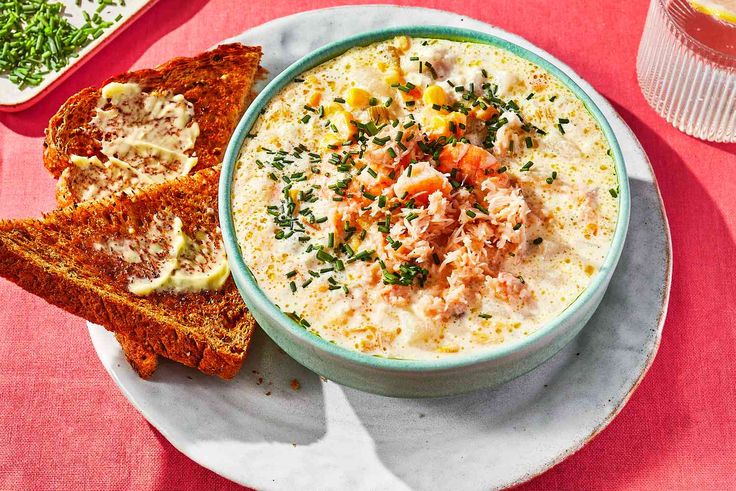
[42, 43, 262, 377]
[44, 43, 262, 203]
[0, 168, 255, 379]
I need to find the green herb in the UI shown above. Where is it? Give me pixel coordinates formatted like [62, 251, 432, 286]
[333, 97, 346, 103]
[479, 313, 492, 319]
[382, 262, 429, 287]
[520, 161, 534, 172]
[533, 237, 543, 245]
[609, 188, 618, 198]
[0, 0, 126, 88]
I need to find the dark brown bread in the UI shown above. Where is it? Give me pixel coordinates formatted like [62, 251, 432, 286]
[41, 43, 262, 377]
[44, 43, 263, 204]
[0, 168, 255, 379]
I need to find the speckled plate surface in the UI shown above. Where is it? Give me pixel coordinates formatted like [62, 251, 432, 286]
[87, 6, 672, 490]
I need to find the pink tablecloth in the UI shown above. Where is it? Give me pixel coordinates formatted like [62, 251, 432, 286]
[1, 0, 734, 489]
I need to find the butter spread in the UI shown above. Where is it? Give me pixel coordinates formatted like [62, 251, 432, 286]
[97, 214, 229, 296]
[65, 82, 200, 202]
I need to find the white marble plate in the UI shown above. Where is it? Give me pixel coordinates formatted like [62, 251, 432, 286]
[88, 6, 672, 490]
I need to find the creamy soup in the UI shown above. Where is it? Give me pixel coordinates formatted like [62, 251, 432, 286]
[232, 36, 620, 359]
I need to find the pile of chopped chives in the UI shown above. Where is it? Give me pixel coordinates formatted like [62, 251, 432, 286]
[0, 0, 123, 89]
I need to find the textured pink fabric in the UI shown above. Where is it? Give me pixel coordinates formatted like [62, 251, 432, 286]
[1, 0, 734, 489]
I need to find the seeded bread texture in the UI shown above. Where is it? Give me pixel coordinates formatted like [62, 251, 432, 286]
[0, 168, 255, 379]
[44, 42, 262, 205]
[40, 43, 262, 377]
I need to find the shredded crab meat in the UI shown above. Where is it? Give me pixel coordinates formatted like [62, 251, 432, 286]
[332, 141, 534, 320]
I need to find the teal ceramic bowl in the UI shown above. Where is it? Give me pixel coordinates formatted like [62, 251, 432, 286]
[220, 26, 631, 398]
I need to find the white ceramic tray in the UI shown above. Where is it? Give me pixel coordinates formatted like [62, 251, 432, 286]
[88, 6, 672, 490]
[0, 0, 159, 111]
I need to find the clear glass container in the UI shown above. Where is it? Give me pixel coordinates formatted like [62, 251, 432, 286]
[637, 0, 736, 142]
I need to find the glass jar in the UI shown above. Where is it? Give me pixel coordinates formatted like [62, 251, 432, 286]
[637, 0, 736, 142]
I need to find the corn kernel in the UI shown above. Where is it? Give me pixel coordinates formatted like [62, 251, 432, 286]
[346, 87, 370, 109]
[423, 85, 448, 107]
[322, 102, 343, 116]
[384, 69, 404, 87]
[395, 36, 411, 52]
[427, 112, 466, 138]
[428, 115, 450, 137]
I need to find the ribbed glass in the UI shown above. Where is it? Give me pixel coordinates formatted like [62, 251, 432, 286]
[637, 0, 736, 142]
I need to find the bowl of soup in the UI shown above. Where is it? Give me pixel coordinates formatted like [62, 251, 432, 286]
[220, 26, 630, 397]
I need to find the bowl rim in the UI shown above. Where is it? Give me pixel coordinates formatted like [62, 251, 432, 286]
[219, 25, 631, 373]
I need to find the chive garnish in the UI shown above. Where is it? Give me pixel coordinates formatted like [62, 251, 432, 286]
[316, 249, 336, 263]
[533, 237, 543, 245]
[520, 161, 534, 172]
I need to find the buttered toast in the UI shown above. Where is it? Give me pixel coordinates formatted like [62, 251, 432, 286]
[44, 43, 262, 206]
[0, 168, 255, 379]
[40, 43, 262, 377]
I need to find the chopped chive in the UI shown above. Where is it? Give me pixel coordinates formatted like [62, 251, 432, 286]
[520, 161, 534, 172]
[334, 97, 346, 103]
[316, 249, 336, 263]
[466, 210, 477, 218]
[609, 188, 618, 198]
[533, 237, 543, 245]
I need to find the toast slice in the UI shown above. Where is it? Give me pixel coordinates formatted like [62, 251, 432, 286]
[44, 43, 262, 206]
[42, 43, 262, 377]
[0, 167, 255, 379]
